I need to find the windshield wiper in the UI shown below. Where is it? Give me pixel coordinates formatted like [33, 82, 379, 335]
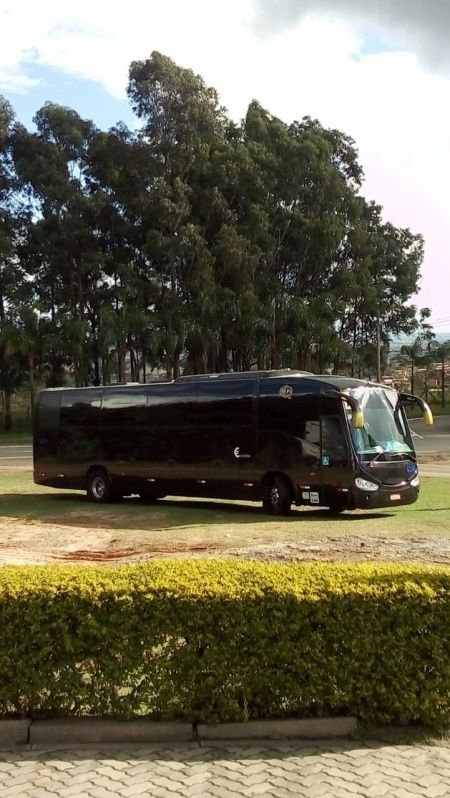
[367, 448, 388, 464]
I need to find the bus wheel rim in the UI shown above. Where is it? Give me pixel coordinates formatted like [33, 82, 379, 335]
[92, 477, 105, 499]
[270, 486, 280, 506]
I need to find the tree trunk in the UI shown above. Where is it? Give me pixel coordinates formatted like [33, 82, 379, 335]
[29, 351, 35, 411]
[129, 345, 137, 382]
[165, 355, 173, 381]
[117, 346, 126, 383]
[411, 363, 415, 396]
[101, 357, 109, 385]
[93, 356, 100, 387]
[4, 390, 12, 432]
[202, 349, 208, 374]
[442, 359, 446, 407]
[173, 353, 180, 379]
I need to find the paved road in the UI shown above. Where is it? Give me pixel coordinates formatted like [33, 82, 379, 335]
[1, 741, 450, 797]
[410, 415, 450, 453]
[0, 445, 32, 468]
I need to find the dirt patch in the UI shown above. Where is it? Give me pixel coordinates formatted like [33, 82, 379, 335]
[0, 519, 450, 566]
[53, 542, 217, 563]
[418, 454, 450, 464]
[230, 536, 450, 565]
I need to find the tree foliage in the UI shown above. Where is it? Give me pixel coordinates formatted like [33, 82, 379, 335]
[0, 52, 429, 423]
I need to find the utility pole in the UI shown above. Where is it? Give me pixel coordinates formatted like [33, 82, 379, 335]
[376, 304, 381, 383]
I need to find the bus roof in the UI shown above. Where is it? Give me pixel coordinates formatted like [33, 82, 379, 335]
[38, 370, 390, 393]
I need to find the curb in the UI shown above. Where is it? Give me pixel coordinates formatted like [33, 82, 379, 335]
[197, 717, 357, 741]
[0, 720, 30, 746]
[0, 717, 356, 748]
[30, 719, 193, 747]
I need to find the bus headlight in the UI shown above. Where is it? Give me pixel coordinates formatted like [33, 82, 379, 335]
[410, 476, 420, 488]
[355, 477, 379, 492]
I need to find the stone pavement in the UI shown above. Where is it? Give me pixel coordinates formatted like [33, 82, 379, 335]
[1, 740, 450, 797]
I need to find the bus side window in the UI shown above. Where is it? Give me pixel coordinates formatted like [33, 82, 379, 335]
[37, 391, 61, 431]
[101, 390, 147, 426]
[60, 389, 103, 427]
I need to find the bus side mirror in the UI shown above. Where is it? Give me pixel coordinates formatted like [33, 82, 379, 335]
[423, 404, 434, 426]
[399, 392, 433, 426]
[352, 407, 364, 429]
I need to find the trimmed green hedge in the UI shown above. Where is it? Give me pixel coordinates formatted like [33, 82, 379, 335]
[1, 561, 450, 724]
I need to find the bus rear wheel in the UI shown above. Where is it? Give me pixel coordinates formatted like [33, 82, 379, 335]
[87, 469, 112, 503]
[262, 476, 292, 516]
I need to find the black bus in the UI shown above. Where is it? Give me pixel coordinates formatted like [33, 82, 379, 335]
[33, 370, 433, 514]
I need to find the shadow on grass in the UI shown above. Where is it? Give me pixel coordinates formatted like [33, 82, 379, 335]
[0, 491, 391, 530]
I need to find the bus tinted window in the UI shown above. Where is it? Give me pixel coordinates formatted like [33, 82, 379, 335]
[197, 380, 255, 427]
[37, 391, 61, 430]
[259, 394, 319, 436]
[60, 389, 103, 426]
[102, 389, 147, 425]
[146, 385, 197, 426]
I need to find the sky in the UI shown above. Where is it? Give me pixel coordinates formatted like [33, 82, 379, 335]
[1, 0, 450, 332]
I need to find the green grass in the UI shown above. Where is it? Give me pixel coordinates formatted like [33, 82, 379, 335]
[0, 472, 449, 552]
[0, 431, 32, 446]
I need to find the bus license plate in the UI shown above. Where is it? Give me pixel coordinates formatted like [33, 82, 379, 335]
[390, 493, 401, 501]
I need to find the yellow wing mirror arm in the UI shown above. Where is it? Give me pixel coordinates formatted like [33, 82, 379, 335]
[399, 393, 434, 426]
[338, 393, 365, 429]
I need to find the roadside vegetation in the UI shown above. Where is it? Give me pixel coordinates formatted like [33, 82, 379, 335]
[406, 401, 450, 418]
[1, 560, 450, 726]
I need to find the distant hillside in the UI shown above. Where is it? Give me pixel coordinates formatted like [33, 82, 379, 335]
[390, 332, 450, 354]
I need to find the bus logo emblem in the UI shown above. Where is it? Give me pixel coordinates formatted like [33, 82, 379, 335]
[279, 385, 293, 399]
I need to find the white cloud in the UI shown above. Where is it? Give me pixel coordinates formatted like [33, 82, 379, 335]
[255, 0, 450, 70]
[0, 0, 449, 324]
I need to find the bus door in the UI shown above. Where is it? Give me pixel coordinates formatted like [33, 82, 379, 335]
[319, 396, 353, 509]
[195, 380, 257, 499]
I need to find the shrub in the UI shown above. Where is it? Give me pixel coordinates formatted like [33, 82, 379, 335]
[0, 560, 449, 724]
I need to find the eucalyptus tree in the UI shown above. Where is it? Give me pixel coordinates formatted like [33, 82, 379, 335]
[232, 104, 364, 370]
[332, 198, 424, 376]
[127, 52, 228, 377]
[12, 103, 106, 385]
[0, 97, 30, 427]
[3, 53, 430, 388]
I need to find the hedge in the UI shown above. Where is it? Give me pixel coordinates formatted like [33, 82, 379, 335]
[0, 560, 450, 725]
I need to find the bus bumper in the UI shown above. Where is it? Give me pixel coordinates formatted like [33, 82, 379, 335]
[353, 484, 419, 510]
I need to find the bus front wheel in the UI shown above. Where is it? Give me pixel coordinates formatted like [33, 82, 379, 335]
[262, 476, 292, 515]
[87, 469, 112, 503]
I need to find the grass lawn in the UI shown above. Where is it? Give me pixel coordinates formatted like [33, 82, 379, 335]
[0, 472, 449, 553]
[0, 431, 32, 445]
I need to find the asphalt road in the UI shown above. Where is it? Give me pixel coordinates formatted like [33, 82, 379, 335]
[409, 415, 450, 453]
[0, 444, 32, 468]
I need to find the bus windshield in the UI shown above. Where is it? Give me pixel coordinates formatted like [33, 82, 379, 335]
[344, 386, 413, 456]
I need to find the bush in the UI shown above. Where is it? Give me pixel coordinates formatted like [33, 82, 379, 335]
[0, 561, 450, 725]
